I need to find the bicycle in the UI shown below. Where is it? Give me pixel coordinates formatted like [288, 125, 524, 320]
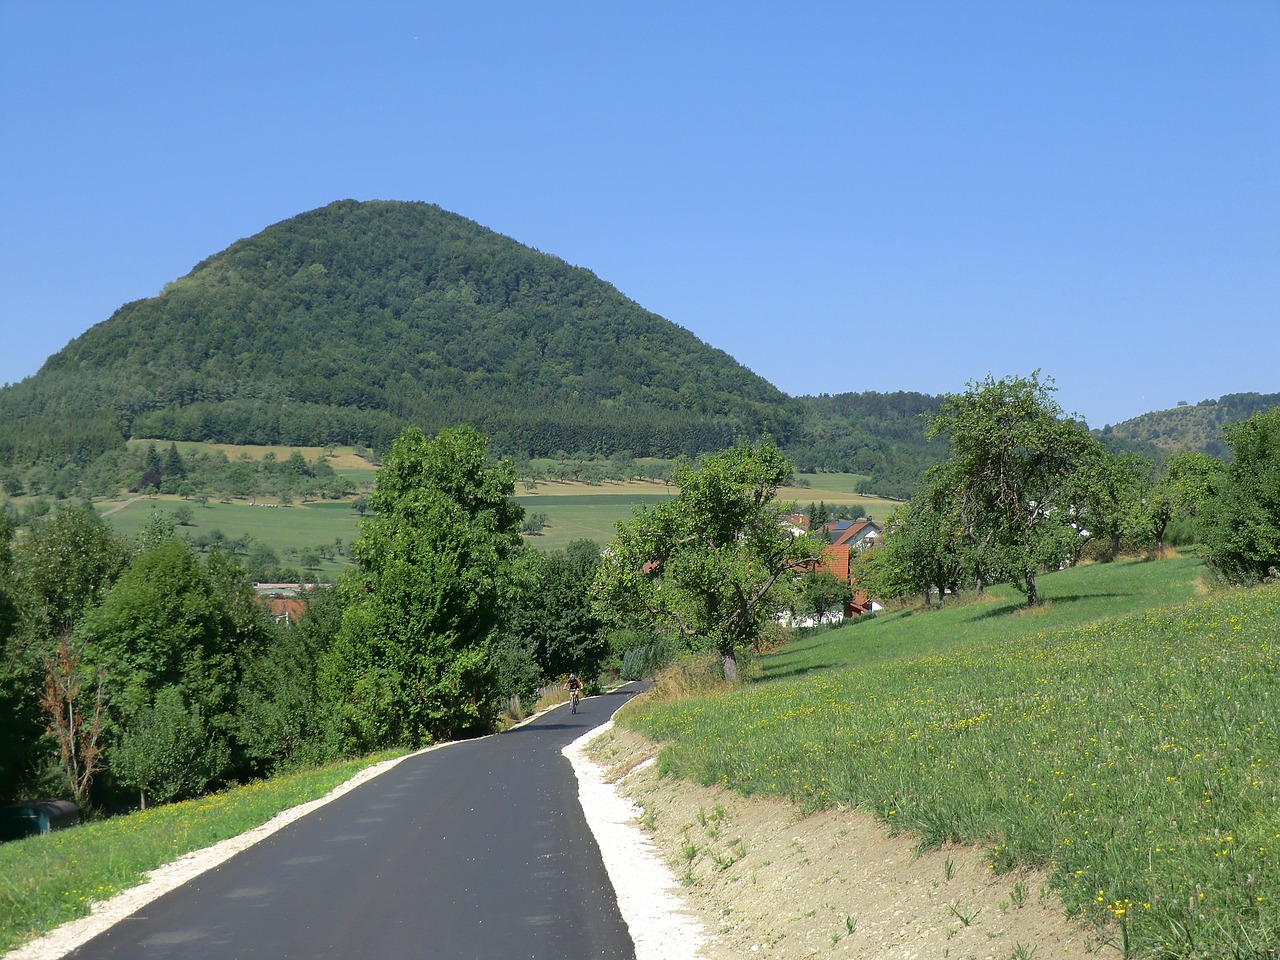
[570, 688, 580, 714]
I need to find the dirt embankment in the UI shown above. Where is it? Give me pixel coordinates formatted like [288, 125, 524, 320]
[589, 726, 1116, 960]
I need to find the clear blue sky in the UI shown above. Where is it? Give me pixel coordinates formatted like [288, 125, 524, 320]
[2, 2, 1276, 428]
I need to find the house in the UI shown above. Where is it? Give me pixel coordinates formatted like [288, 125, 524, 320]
[253, 582, 317, 625]
[797, 520, 885, 621]
[819, 519, 881, 552]
[782, 512, 811, 535]
[266, 596, 306, 625]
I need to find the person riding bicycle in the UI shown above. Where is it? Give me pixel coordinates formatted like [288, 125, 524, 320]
[565, 673, 584, 711]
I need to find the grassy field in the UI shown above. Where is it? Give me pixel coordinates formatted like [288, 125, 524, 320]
[96, 471, 896, 564]
[0, 752, 404, 955]
[518, 490, 675, 550]
[109, 442, 896, 560]
[98, 497, 361, 581]
[624, 556, 1280, 958]
[517, 475, 900, 548]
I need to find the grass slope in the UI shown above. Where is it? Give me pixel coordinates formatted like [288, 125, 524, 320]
[625, 557, 1280, 959]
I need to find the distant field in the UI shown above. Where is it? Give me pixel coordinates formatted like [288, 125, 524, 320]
[127, 439, 375, 471]
[98, 496, 360, 580]
[776, 480, 904, 522]
[101, 449, 902, 563]
[518, 491, 675, 550]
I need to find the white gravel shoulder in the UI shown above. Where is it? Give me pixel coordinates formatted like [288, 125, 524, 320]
[564, 717, 711, 960]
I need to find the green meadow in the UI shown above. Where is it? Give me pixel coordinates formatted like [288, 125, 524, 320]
[517, 491, 674, 550]
[624, 555, 1280, 958]
[105, 442, 895, 562]
[99, 497, 361, 580]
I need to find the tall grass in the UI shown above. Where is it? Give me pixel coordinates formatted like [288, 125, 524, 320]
[623, 562, 1280, 958]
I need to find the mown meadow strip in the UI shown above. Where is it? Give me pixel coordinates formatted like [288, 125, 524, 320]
[0, 753, 403, 955]
[625, 580, 1280, 958]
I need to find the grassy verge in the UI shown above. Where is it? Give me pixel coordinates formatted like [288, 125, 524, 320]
[0, 752, 404, 955]
[623, 560, 1280, 958]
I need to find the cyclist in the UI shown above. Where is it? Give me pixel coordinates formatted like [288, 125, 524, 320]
[565, 673, 584, 712]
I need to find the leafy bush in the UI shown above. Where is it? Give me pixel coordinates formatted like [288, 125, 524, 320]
[110, 687, 230, 808]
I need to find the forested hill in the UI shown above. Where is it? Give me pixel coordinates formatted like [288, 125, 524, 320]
[0, 200, 801, 466]
[1099, 392, 1280, 459]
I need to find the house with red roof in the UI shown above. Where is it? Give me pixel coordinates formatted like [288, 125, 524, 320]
[806, 519, 883, 618]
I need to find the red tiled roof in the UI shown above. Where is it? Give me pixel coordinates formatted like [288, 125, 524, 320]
[816, 544, 851, 582]
[265, 597, 306, 623]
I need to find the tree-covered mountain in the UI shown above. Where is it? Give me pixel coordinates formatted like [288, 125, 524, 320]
[0, 200, 801, 467]
[787, 391, 944, 497]
[1098, 393, 1280, 459]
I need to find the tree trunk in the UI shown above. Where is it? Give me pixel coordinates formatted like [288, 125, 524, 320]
[1026, 571, 1039, 606]
[720, 648, 739, 683]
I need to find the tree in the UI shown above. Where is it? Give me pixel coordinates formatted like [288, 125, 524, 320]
[1200, 406, 1280, 584]
[39, 638, 107, 806]
[592, 440, 824, 680]
[856, 497, 964, 605]
[162, 443, 187, 481]
[790, 570, 854, 624]
[236, 584, 346, 774]
[1147, 450, 1219, 555]
[506, 540, 607, 684]
[75, 540, 242, 785]
[521, 511, 550, 536]
[926, 373, 1102, 606]
[1062, 451, 1152, 561]
[111, 686, 229, 808]
[326, 426, 523, 749]
[11, 505, 130, 642]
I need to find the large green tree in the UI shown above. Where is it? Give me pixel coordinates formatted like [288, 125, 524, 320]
[2, 506, 130, 802]
[1146, 450, 1220, 555]
[1200, 405, 1280, 584]
[925, 373, 1104, 606]
[592, 440, 823, 680]
[506, 539, 607, 685]
[238, 586, 347, 774]
[855, 496, 964, 605]
[325, 426, 523, 749]
[75, 539, 258, 799]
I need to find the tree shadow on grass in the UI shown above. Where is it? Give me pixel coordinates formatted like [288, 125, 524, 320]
[760, 660, 841, 682]
[963, 591, 1130, 621]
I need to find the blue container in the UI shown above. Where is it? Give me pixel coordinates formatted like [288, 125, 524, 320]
[0, 799, 80, 841]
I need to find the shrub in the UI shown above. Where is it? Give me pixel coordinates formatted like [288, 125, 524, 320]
[620, 638, 681, 680]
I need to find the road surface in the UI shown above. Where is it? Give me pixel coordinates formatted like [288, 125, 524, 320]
[64, 685, 645, 959]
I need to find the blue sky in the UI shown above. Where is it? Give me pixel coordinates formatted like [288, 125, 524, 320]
[2, 2, 1276, 428]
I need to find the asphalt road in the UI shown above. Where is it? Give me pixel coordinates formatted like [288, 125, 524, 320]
[65, 685, 645, 960]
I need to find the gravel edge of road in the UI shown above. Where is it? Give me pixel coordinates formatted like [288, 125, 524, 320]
[563, 717, 711, 960]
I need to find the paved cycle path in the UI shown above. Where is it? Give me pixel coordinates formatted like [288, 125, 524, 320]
[64, 685, 645, 960]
